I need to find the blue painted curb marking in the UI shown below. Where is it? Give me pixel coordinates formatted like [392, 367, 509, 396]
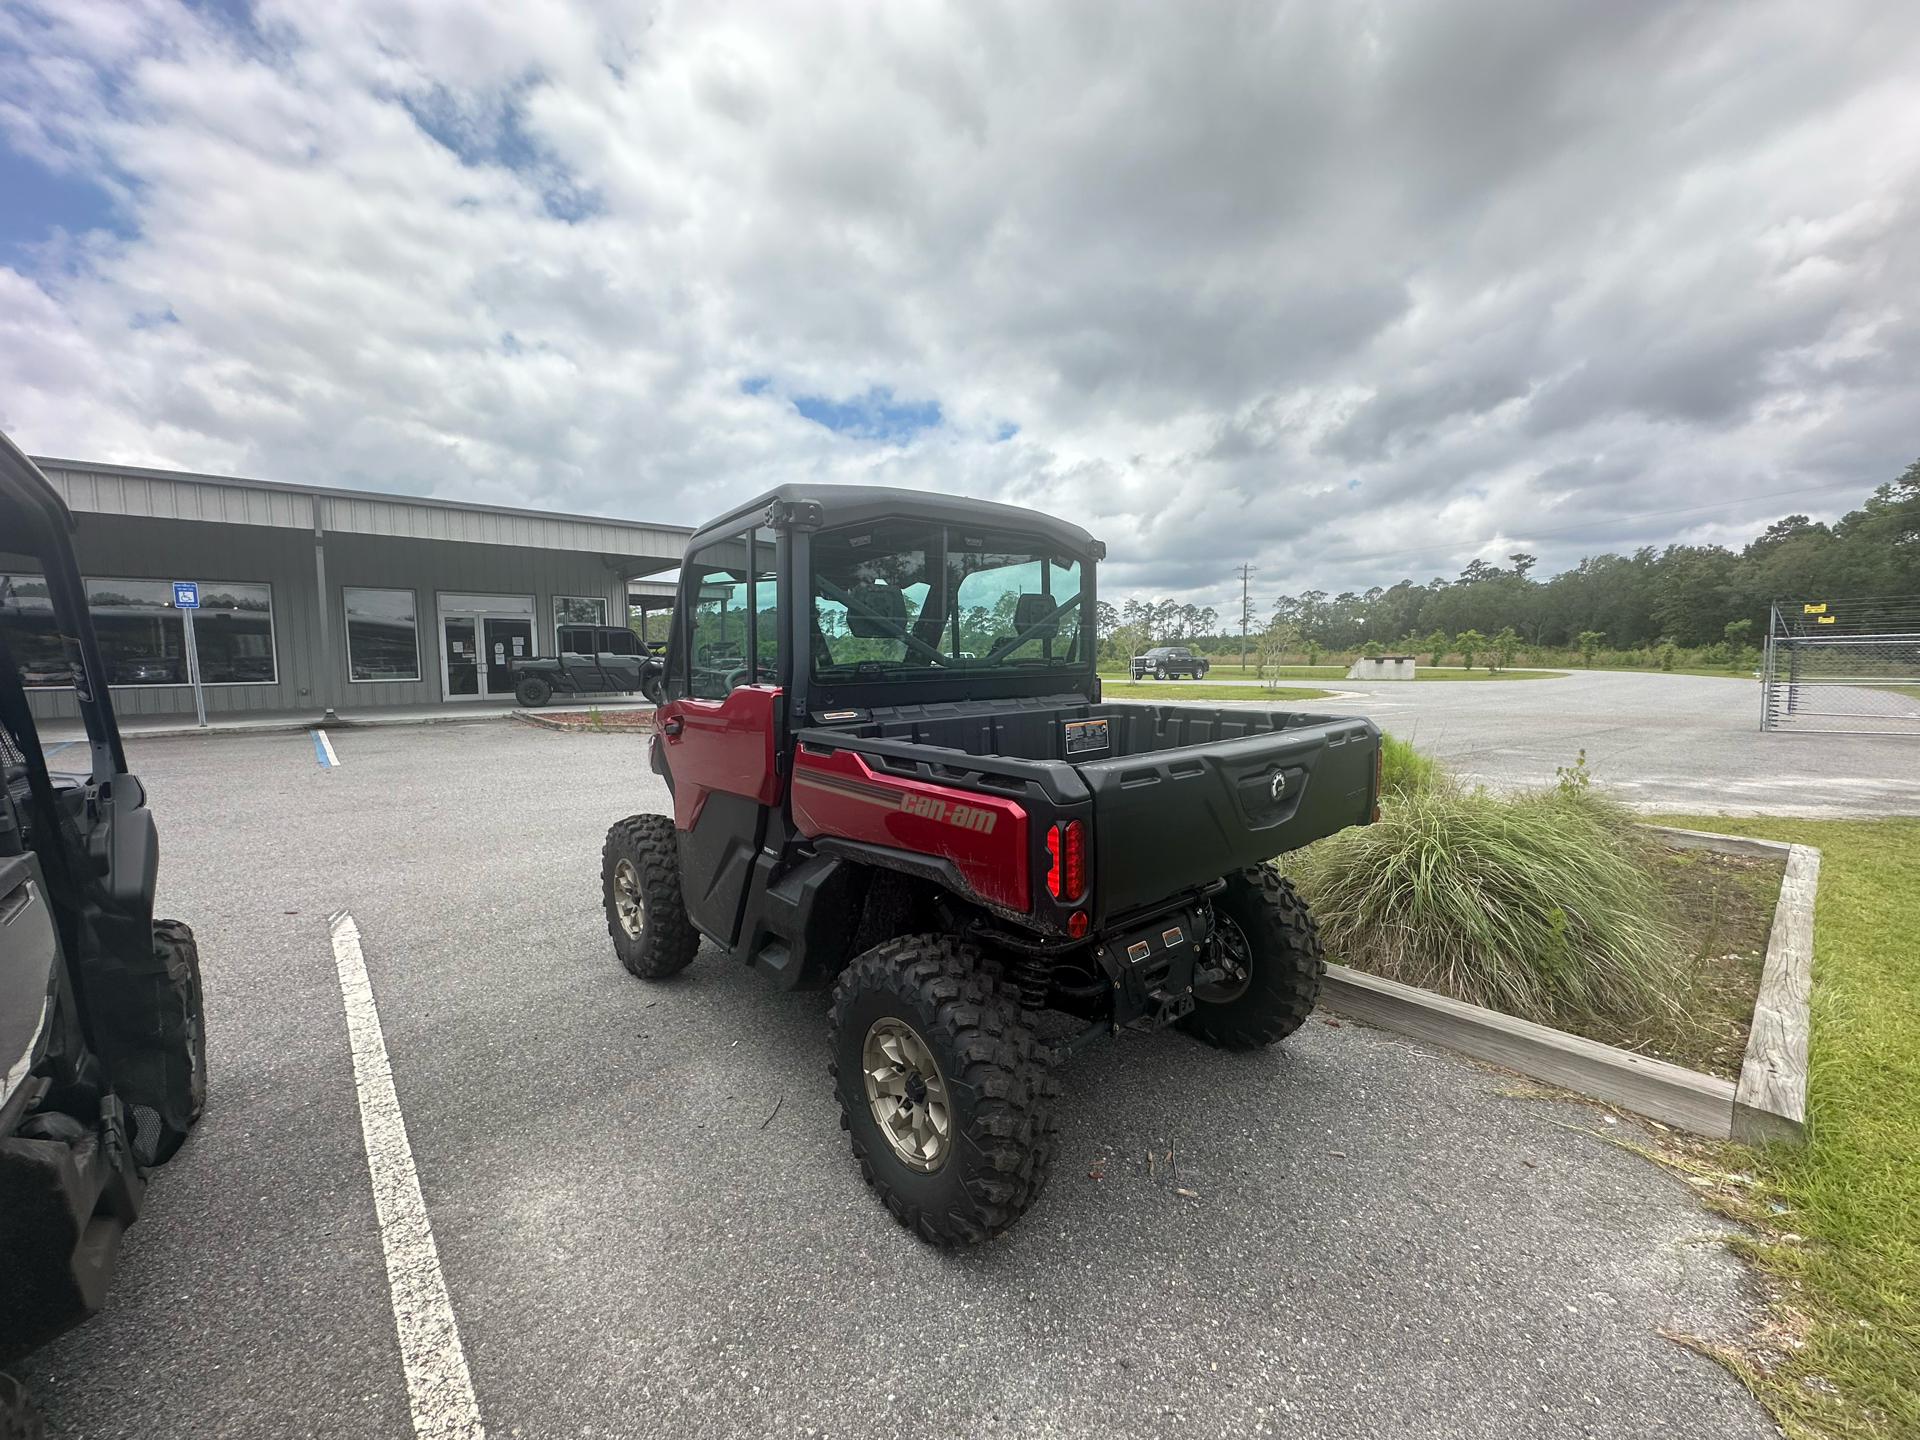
[311, 729, 340, 767]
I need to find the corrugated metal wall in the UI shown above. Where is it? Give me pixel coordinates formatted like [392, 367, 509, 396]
[23, 512, 653, 720]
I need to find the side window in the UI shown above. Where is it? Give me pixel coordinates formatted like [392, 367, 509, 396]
[752, 526, 778, 675]
[682, 534, 753, 699]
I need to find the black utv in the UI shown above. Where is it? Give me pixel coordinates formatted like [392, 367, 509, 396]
[510, 624, 663, 707]
[0, 433, 205, 1410]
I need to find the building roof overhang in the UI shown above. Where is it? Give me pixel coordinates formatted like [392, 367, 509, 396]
[31, 457, 690, 573]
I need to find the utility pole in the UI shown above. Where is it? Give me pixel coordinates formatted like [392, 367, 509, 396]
[1236, 563, 1258, 672]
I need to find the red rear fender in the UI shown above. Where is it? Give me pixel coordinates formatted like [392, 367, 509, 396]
[790, 747, 1030, 913]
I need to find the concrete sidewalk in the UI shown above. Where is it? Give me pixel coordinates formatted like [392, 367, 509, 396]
[34, 696, 658, 744]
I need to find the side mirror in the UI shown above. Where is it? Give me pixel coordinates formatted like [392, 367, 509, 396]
[846, 582, 908, 638]
[1013, 592, 1060, 640]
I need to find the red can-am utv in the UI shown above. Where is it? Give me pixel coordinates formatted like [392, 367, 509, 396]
[602, 486, 1379, 1245]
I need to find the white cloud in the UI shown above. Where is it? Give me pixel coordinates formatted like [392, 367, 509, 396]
[1, 0, 1916, 613]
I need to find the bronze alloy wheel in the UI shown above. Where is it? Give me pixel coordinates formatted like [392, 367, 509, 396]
[861, 1016, 952, 1172]
[1195, 912, 1254, 1004]
[612, 857, 645, 939]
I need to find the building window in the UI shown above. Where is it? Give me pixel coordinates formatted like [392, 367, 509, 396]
[2, 574, 277, 687]
[554, 595, 608, 648]
[345, 588, 422, 682]
[191, 582, 277, 684]
[85, 578, 188, 686]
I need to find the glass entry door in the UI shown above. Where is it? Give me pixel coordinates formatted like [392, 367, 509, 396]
[444, 617, 479, 695]
[482, 618, 533, 696]
[438, 594, 536, 701]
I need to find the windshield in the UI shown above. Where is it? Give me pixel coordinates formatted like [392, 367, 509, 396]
[809, 520, 1086, 684]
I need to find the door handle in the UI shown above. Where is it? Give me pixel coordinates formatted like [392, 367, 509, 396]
[661, 716, 683, 736]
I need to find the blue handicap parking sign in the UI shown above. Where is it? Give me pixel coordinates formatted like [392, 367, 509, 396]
[173, 581, 199, 609]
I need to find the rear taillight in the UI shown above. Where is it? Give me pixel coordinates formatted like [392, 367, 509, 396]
[1372, 743, 1383, 823]
[1046, 820, 1086, 901]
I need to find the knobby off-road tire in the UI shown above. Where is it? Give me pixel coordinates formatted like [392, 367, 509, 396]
[151, 918, 207, 1154]
[515, 676, 552, 707]
[1179, 867, 1324, 1050]
[602, 814, 700, 979]
[829, 935, 1058, 1246]
[0, 1375, 44, 1440]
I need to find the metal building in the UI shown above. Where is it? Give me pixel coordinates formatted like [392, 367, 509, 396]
[3, 457, 689, 723]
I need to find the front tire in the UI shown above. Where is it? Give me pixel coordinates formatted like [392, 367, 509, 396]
[829, 935, 1057, 1246]
[601, 814, 700, 978]
[516, 676, 552, 707]
[146, 919, 206, 1163]
[1180, 867, 1324, 1050]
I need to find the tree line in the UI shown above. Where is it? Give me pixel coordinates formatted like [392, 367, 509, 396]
[1101, 459, 1918, 660]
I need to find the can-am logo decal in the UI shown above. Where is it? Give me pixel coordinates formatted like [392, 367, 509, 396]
[795, 765, 999, 833]
[897, 791, 997, 833]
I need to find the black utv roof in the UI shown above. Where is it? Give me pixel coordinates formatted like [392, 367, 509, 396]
[685, 483, 1103, 559]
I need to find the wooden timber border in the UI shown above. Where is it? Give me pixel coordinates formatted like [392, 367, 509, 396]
[1319, 824, 1819, 1144]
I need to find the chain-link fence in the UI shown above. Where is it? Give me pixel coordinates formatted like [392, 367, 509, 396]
[1762, 598, 1920, 735]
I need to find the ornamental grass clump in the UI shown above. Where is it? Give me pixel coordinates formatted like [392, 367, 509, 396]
[1289, 785, 1685, 1031]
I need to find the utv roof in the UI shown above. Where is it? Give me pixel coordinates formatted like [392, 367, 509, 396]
[686, 483, 1102, 558]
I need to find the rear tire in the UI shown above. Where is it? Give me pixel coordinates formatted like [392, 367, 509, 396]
[516, 676, 552, 707]
[829, 935, 1057, 1246]
[602, 814, 700, 978]
[1180, 867, 1324, 1050]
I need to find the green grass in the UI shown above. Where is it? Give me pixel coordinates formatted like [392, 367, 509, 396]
[1645, 814, 1920, 1440]
[1100, 681, 1332, 702]
[1097, 665, 1566, 682]
[1378, 731, 1441, 799]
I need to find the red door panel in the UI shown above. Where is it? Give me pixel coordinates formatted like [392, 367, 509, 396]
[657, 686, 783, 831]
[791, 747, 1030, 913]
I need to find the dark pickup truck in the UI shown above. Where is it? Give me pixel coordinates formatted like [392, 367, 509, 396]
[1129, 644, 1210, 680]
[599, 485, 1379, 1246]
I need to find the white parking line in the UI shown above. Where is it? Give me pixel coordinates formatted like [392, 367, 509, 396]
[312, 729, 341, 766]
[328, 912, 486, 1440]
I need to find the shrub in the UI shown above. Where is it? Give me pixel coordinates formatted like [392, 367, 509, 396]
[1288, 787, 1683, 1030]
[1378, 732, 1444, 799]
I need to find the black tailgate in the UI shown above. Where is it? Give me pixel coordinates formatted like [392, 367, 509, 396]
[1078, 711, 1378, 922]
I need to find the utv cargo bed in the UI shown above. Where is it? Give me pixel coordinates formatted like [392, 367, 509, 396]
[798, 696, 1378, 923]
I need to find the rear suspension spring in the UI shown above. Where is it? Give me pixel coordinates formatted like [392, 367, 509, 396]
[1009, 953, 1054, 1010]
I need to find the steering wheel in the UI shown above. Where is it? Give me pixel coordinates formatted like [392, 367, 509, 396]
[724, 663, 774, 690]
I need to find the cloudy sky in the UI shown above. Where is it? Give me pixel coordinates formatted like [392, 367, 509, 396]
[3, 0, 1916, 612]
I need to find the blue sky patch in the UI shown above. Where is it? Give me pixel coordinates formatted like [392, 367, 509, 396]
[0, 140, 132, 263]
[739, 375, 772, 395]
[993, 421, 1020, 442]
[792, 386, 942, 443]
[402, 82, 602, 224]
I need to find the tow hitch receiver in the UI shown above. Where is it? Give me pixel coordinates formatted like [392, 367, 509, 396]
[1098, 905, 1213, 1031]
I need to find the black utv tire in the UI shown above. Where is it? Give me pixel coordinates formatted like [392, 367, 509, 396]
[1179, 867, 1324, 1050]
[601, 814, 700, 979]
[515, 675, 552, 707]
[0, 1375, 44, 1440]
[151, 918, 207, 1153]
[829, 935, 1058, 1246]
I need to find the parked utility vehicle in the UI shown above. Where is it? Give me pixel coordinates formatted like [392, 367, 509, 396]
[0, 435, 205, 1391]
[510, 624, 662, 707]
[602, 486, 1379, 1244]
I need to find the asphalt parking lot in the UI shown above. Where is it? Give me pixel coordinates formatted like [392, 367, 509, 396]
[16, 717, 1781, 1439]
[1188, 669, 1920, 815]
